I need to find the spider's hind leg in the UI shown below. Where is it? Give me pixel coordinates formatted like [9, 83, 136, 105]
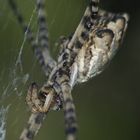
[20, 112, 46, 140]
[36, 0, 56, 72]
[61, 83, 77, 140]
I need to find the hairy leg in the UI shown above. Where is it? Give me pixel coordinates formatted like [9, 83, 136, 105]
[62, 83, 77, 140]
[20, 112, 46, 140]
[36, 0, 56, 74]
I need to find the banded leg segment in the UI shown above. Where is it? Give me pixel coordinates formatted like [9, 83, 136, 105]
[20, 113, 46, 140]
[36, 0, 56, 72]
[67, 0, 100, 52]
[8, 0, 55, 76]
[36, 0, 49, 49]
[62, 84, 77, 140]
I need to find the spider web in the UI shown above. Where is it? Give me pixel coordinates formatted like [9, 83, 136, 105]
[0, 106, 9, 140]
[0, 1, 38, 139]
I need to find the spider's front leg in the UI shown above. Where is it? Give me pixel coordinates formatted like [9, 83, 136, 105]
[26, 81, 64, 114]
[61, 83, 77, 140]
[19, 83, 47, 140]
[36, 0, 56, 73]
[20, 110, 46, 140]
[8, 0, 56, 76]
[26, 82, 54, 113]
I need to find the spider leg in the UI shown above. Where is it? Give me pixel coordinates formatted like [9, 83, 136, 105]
[26, 82, 41, 113]
[67, 0, 100, 51]
[20, 83, 50, 140]
[20, 112, 46, 140]
[8, 0, 56, 76]
[60, 62, 79, 140]
[57, 1, 100, 139]
[58, 35, 72, 48]
[36, 0, 49, 50]
[36, 0, 56, 73]
[62, 83, 77, 140]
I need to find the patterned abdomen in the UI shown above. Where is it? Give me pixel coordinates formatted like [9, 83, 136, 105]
[76, 12, 129, 83]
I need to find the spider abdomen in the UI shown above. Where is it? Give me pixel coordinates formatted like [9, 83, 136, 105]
[76, 13, 129, 83]
[76, 41, 109, 83]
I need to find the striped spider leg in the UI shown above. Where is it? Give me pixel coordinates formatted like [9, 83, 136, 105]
[8, 0, 129, 140]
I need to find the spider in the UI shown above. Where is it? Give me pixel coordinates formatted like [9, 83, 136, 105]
[8, 0, 129, 140]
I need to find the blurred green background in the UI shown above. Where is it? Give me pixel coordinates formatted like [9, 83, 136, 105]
[0, 0, 140, 140]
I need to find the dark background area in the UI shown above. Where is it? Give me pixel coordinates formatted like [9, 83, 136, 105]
[0, 0, 140, 140]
